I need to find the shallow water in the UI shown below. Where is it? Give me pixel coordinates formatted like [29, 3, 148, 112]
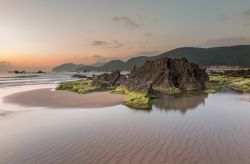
[0, 73, 75, 88]
[1, 84, 250, 164]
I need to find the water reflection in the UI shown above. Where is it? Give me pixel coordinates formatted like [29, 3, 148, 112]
[153, 93, 208, 114]
[1, 88, 250, 163]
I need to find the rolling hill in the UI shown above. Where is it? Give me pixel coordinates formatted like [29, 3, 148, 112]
[53, 45, 250, 72]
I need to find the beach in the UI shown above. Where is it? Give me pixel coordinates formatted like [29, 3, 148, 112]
[4, 88, 126, 108]
[1, 75, 250, 164]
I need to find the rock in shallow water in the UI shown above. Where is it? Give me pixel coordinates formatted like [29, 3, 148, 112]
[93, 57, 209, 92]
[122, 57, 208, 92]
[92, 70, 123, 88]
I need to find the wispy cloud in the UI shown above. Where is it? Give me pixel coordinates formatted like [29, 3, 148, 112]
[92, 40, 123, 48]
[144, 33, 153, 37]
[112, 40, 123, 48]
[0, 61, 12, 72]
[241, 9, 250, 26]
[0, 61, 10, 65]
[112, 16, 143, 30]
[242, 9, 250, 18]
[217, 9, 250, 26]
[202, 37, 250, 47]
[92, 41, 108, 46]
[242, 9, 250, 26]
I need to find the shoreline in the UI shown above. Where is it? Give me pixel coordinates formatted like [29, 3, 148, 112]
[3, 88, 126, 109]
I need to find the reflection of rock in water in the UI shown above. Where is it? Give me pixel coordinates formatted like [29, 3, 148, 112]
[128, 107, 152, 113]
[153, 94, 208, 114]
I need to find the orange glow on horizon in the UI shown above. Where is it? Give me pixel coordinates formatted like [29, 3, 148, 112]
[0, 45, 170, 68]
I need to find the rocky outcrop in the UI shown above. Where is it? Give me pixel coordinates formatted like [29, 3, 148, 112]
[93, 57, 208, 92]
[123, 57, 208, 91]
[92, 70, 124, 88]
[118, 77, 149, 92]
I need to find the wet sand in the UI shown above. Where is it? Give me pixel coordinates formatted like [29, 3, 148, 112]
[1, 86, 250, 164]
[3, 88, 126, 108]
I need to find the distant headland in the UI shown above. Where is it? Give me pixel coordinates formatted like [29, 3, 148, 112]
[53, 45, 250, 72]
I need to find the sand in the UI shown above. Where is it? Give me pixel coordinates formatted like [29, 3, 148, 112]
[1, 88, 250, 163]
[3, 88, 126, 108]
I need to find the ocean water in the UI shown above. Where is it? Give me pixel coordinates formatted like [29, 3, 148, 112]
[0, 73, 76, 88]
[0, 75, 250, 164]
[0, 71, 119, 88]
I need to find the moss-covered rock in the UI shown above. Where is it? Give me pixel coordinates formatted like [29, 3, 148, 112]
[56, 80, 102, 94]
[55, 73, 250, 109]
[205, 74, 250, 93]
[56, 81, 152, 109]
[112, 86, 152, 109]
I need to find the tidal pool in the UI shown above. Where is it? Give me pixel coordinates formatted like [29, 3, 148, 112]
[0, 86, 250, 164]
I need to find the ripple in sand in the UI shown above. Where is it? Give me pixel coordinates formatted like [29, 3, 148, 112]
[0, 92, 250, 164]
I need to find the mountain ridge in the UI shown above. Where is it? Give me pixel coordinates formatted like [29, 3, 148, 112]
[52, 45, 250, 72]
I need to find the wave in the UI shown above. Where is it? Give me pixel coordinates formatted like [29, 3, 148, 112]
[0, 73, 75, 88]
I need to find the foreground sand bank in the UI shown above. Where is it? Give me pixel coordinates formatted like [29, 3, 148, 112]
[3, 88, 126, 108]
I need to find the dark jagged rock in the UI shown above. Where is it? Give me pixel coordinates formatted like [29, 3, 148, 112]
[125, 57, 208, 92]
[118, 77, 149, 92]
[92, 70, 123, 88]
[93, 57, 208, 93]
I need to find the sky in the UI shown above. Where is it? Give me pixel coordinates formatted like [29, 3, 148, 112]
[0, 0, 250, 71]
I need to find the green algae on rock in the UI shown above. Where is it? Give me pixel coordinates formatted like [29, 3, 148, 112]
[111, 86, 152, 109]
[205, 74, 250, 93]
[56, 80, 102, 94]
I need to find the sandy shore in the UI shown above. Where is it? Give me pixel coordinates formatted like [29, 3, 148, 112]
[3, 88, 126, 108]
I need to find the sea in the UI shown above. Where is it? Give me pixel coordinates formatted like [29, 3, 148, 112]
[0, 72, 250, 164]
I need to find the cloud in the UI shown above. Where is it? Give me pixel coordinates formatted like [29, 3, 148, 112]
[92, 54, 101, 58]
[217, 9, 250, 25]
[242, 9, 250, 25]
[92, 40, 123, 48]
[242, 9, 250, 18]
[0, 61, 10, 65]
[92, 41, 108, 46]
[0, 61, 12, 72]
[202, 37, 250, 47]
[112, 16, 142, 30]
[144, 33, 153, 37]
[112, 40, 123, 48]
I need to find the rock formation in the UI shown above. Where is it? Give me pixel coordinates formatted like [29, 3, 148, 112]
[127, 57, 208, 91]
[93, 57, 209, 92]
[92, 70, 123, 88]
